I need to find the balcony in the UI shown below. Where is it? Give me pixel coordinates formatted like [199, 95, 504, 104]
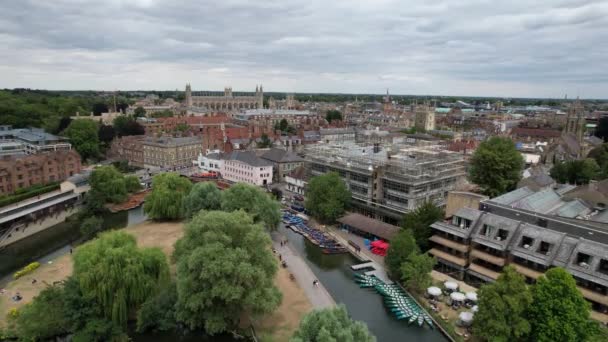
[512, 263, 543, 280]
[468, 263, 500, 281]
[471, 249, 506, 267]
[429, 235, 469, 253]
[428, 248, 467, 267]
[578, 286, 608, 306]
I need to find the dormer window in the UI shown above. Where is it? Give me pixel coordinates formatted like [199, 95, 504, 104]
[520, 236, 534, 249]
[496, 229, 509, 241]
[537, 241, 552, 256]
[451, 216, 472, 229]
[481, 224, 495, 237]
[598, 259, 608, 276]
[576, 253, 592, 268]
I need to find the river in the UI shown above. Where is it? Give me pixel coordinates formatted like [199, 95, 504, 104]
[279, 224, 446, 342]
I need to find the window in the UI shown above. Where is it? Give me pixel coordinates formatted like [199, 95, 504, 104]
[537, 241, 552, 255]
[481, 224, 495, 237]
[576, 253, 592, 268]
[598, 259, 608, 276]
[497, 229, 509, 241]
[520, 236, 534, 249]
[451, 216, 471, 229]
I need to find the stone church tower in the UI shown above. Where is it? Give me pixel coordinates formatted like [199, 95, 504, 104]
[565, 98, 585, 145]
[185, 83, 193, 107]
[256, 84, 264, 109]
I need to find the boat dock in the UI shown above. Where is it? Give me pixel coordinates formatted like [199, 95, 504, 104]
[351, 261, 393, 284]
[350, 261, 374, 270]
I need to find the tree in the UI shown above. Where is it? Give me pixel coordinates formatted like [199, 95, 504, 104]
[98, 124, 115, 147]
[550, 159, 600, 184]
[385, 229, 419, 278]
[73, 231, 170, 328]
[588, 143, 608, 179]
[136, 282, 177, 333]
[12, 285, 70, 341]
[92, 102, 108, 115]
[400, 252, 436, 293]
[134, 106, 146, 118]
[221, 183, 281, 229]
[473, 266, 532, 342]
[173, 210, 281, 334]
[124, 175, 142, 193]
[257, 133, 273, 148]
[113, 115, 145, 137]
[326, 110, 343, 123]
[469, 137, 524, 197]
[304, 172, 351, 222]
[89, 165, 128, 203]
[182, 182, 222, 218]
[291, 305, 375, 342]
[594, 117, 608, 142]
[279, 118, 289, 131]
[528, 267, 593, 342]
[64, 119, 100, 160]
[144, 173, 192, 220]
[80, 215, 103, 240]
[401, 201, 444, 251]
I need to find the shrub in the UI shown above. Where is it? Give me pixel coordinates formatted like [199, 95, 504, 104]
[14, 262, 41, 279]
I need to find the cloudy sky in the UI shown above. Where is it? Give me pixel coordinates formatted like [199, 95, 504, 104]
[1, 0, 607, 98]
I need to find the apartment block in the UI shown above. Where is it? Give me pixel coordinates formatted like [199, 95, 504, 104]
[429, 187, 608, 319]
[305, 142, 466, 224]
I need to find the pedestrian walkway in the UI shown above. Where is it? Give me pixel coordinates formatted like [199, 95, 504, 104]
[271, 232, 335, 309]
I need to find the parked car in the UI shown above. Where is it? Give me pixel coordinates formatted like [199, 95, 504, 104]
[294, 194, 304, 202]
[291, 203, 305, 212]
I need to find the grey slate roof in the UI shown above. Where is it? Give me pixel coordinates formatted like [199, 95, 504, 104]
[261, 148, 305, 163]
[225, 151, 272, 167]
[453, 207, 482, 222]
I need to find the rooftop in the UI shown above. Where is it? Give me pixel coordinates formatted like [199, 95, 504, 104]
[337, 213, 400, 241]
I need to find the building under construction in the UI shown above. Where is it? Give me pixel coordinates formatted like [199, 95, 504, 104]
[305, 142, 467, 224]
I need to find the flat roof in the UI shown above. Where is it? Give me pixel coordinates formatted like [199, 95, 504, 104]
[337, 213, 400, 240]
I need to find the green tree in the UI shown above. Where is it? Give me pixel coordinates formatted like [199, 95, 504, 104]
[473, 266, 532, 342]
[401, 201, 444, 251]
[136, 282, 177, 333]
[221, 183, 281, 229]
[89, 165, 128, 203]
[173, 210, 281, 334]
[80, 215, 103, 240]
[144, 173, 192, 220]
[469, 136, 524, 197]
[183, 182, 222, 218]
[594, 116, 608, 142]
[124, 175, 142, 193]
[291, 305, 375, 342]
[400, 252, 436, 293]
[325, 110, 343, 123]
[73, 231, 170, 328]
[385, 229, 419, 278]
[64, 119, 100, 160]
[304, 172, 351, 223]
[257, 133, 273, 148]
[12, 285, 70, 341]
[550, 159, 600, 184]
[588, 143, 608, 178]
[113, 115, 145, 137]
[134, 106, 146, 117]
[98, 124, 115, 147]
[279, 118, 289, 131]
[528, 267, 593, 342]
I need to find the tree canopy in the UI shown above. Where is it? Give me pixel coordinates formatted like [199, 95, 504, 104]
[528, 267, 593, 342]
[473, 266, 532, 342]
[221, 183, 281, 229]
[98, 124, 115, 147]
[89, 165, 128, 203]
[173, 210, 281, 334]
[588, 143, 608, 179]
[144, 173, 192, 220]
[549, 159, 600, 185]
[257, 133, 273, 148]
[11, 285, 70, 341]
[113, 115, 145, 137]
[80, 215, 103, 240]
[401, 201, 444, 251]
[469, 136, 524, 197]
[400, 252, 436, 293]
[73, 231, 170, 328]
[305, 172, 351, 223]
[385, 229, 419, 278]
[183, 181, 222, 218]
[325, 110, 343, 123]
[594, 117, 608, 142]
[134, 106, 146, 117]
[291, 305, 375, 342]
[63, 119, 100, 161]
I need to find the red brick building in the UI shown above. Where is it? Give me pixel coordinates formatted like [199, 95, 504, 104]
[0, 150, 82, 195]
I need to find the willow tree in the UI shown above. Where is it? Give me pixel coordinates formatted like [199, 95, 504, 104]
[182, 181, 222, 218]
[144, 172, 192, 220]
[220, 183, 281, 229]
[291, 305, 375, 342]
[173, 210, 281, 334]
[73, 231, 170, 327]
[89, 165, 128, 203]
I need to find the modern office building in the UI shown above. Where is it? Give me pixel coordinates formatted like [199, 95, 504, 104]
[305, 142, 467, 224]
[429, 186, 608, 320]
[0, 125, 72, 155]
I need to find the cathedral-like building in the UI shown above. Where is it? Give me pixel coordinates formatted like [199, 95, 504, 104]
[185, 83, 263, 110]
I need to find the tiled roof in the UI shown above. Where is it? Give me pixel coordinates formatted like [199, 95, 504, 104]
[225, 151, 272, 167]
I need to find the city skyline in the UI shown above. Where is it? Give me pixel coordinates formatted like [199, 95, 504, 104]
[1, 1, 607, 98]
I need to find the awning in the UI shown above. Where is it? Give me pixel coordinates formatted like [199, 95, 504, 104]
[427, 286, 442, 297]
[451, 292, 466, 301]
[444, 281, 459, 290]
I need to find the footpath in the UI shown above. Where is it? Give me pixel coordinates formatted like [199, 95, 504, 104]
[270, 231, 335, 309]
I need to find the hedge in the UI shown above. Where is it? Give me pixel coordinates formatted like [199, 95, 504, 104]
[14, 262, 41, 279]
[0, 182, 60, 208]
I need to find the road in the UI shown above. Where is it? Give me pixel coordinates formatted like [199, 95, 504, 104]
[271, 230, 335, 309]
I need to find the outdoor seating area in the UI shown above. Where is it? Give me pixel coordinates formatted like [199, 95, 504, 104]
[354, 274, 434, 329]
[425, 281, 479, 338]
[283, 212, 347, 254]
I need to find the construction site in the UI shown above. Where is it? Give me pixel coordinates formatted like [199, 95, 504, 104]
[304, 142, 467, 224]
